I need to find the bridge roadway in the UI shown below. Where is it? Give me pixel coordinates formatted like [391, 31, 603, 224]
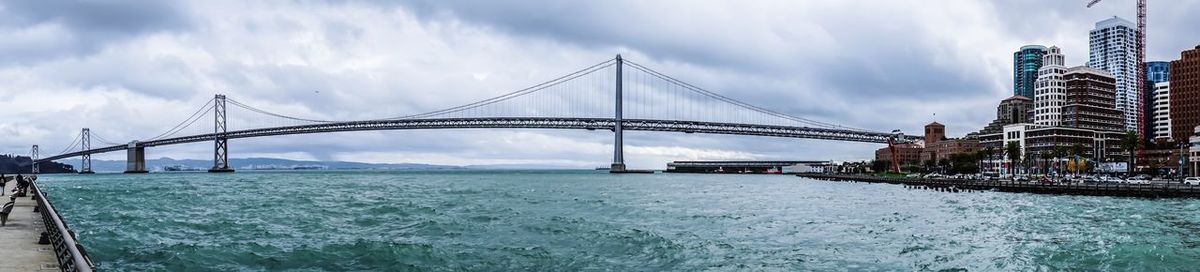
[38, 117, 920, 163]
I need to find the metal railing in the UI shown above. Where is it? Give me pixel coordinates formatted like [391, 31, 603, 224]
[31, 181, 96, 272]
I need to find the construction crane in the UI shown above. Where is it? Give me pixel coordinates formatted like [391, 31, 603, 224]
[886, 129, 903, 173]
[1088, 0, 1147, 169]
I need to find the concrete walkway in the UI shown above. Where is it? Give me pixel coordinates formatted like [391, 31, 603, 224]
[0, 193, 60, 271]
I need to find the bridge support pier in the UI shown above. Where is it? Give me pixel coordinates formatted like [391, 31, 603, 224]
[124, 142, 148, 174]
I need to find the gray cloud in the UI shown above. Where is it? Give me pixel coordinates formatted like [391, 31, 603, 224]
[0, 0, 194, 66]
[3, 0, 1199, 169]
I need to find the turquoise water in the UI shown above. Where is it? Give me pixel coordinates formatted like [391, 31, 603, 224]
[38, 170, 1200, 271]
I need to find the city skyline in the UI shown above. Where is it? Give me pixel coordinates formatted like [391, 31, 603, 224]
[3, 0, 1200, 168]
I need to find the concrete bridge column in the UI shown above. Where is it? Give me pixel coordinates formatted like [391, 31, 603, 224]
[124, 142, 148, 174]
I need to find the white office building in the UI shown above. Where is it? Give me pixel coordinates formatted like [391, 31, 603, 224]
[1152, 82, 1171, 140]
[1089, 16, 1139, 132]
[1191, 126, 1200, 177]
[1034, 46, 1066, 126]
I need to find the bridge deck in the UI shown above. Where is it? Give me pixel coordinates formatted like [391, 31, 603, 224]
[0, 193, 58, 271]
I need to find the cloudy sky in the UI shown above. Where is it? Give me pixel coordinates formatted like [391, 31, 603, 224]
[2, 0, 1198, 168]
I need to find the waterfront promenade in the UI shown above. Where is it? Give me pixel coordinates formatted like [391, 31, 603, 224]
[0, 193, 58, 271]
[800, 173, 1200, 198]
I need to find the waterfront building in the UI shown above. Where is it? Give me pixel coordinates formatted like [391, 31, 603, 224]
[1145, 61, 1171, 140]
[1061, 66, 1123, 132]
[1014, 45, 1048, 98]
[925, 122, 945, 144]
[1034, 46, 1067, 126]
[874, 143, 923, 167]
[782, 162, 834, 174]
[1170, 46, 1200, 143]
[1192, 126, 1200, 177]
[1088, 16, 1139, 132]
[876, 122, 978, 170]
[919, 122, 979, 163]
[1152, 82, 1172, 140]
[922, 138, 980, 164]
[978, 123, 1122, 174]
[975, 95, 1034, 136]
[665, 160, 831, 174]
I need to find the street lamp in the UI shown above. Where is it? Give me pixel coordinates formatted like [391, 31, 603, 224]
[1181, 142, 1189, 181]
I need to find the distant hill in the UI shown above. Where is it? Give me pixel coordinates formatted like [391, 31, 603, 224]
[0, 154, 76, 174]
[88, 157, 461, 172]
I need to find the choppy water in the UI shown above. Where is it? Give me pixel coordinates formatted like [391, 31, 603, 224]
[37, 170, 1200, 271]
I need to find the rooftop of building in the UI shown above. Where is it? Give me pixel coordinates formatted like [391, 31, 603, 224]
[926, 121, 944, 127]
[1066, 65, 1113, 77]
[1003, 95, 1032, 101]
[1094, 16, 1134, 29]
[1019, 45, 1047, 51]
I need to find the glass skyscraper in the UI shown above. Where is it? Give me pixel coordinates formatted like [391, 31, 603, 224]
[1145, 61, 1170, 141]
[1013, 45, 1048, 98]
[1147, 61, 1170, 83]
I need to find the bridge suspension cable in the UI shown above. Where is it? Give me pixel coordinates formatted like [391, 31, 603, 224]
[216, 59, 618, 126]
[622, 60, 869, 132]
[226, 98, 337, 123]
[54, 132, 82, 156]
[386, 59, 617, 120]
[143, 98, 216, 141]
[90, 132, 124, 146]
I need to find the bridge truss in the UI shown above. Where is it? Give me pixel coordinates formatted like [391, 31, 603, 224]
[33, 55, 921, 172]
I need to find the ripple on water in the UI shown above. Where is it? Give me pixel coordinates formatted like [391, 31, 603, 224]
[34, 171, 1200, 271]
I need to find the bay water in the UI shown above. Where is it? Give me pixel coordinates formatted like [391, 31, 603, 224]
[37, 170, 1200, 271]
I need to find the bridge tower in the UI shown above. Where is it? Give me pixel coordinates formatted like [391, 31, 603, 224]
[30, 145, 39, 174]
[209, 94, 234, 173]
[80, 128, 94, 174]
[610, 55, 626, 173]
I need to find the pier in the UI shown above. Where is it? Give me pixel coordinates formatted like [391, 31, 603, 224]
[0, 179, 96, 272]
[0, 191, 56, 271]
[799, 173, 1200, 198]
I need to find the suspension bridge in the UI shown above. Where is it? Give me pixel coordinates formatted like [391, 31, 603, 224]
[28, 55, 921, 173]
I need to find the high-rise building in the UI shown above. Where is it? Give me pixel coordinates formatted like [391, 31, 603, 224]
[1014, 45, 1048, 98]
[1034, 46, 1066, 126]
[1147, 61, 1171, 83]
[973, 95, 1034, 136]
[1152, 82, 1171, 140]
[1061, 66, 1123, 132]
[1144, 61, 1170, 141]
[1089, 16, 1139, 133]
[1170, 46, 1200, 143]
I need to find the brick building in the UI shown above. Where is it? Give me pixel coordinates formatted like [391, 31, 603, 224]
[1061, 66, 1124, 132]
[875, 143, 923, 167]
[1170, 46, 1200, 143]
